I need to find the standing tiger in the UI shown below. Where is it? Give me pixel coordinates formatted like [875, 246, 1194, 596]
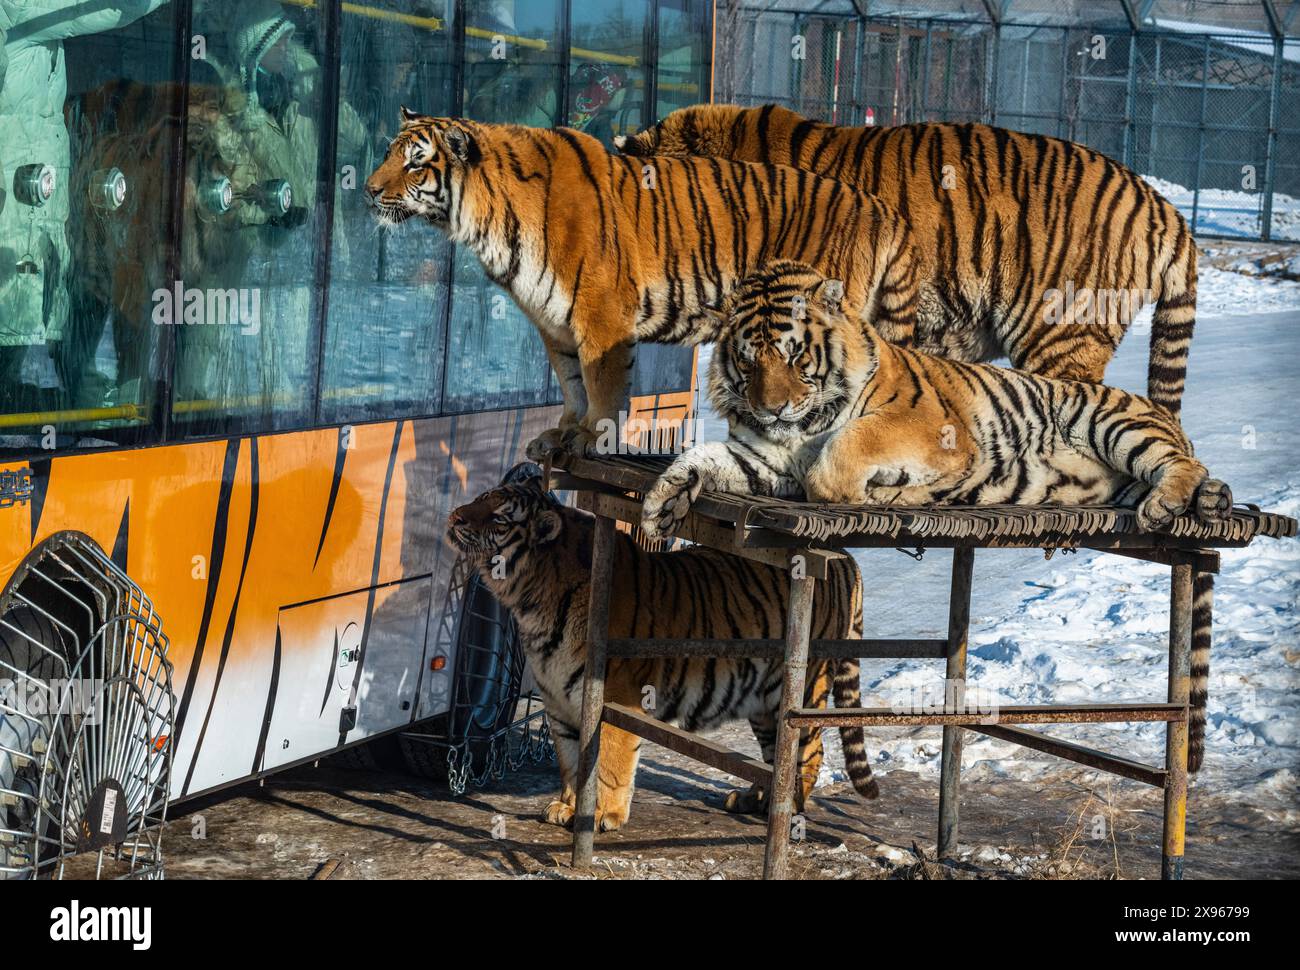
[364, 109, 922, 456]
[641, 262, 1228, 771]
[446, 473, 880, 832]
[617, 103, 1199, 416]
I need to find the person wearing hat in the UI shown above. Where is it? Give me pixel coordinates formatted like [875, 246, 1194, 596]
[0, 0, 170, 419]
[176, 0, 367, 410]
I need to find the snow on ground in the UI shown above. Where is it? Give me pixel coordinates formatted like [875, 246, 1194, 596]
[1143, 175, 1300, 241]
[696, 259, 1300, 816]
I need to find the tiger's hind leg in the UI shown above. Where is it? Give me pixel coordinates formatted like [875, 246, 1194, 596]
[724, 665, 827, 816]
[1193, 477, 1232, 523]
[1135, 461, 1206, 531]
[724, 712, 776, 815]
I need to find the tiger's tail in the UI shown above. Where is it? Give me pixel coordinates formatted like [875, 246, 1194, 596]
[1189, 572, 1213, 774]
[833, 658, 879, 799]
[1148, 223, 1198, 417]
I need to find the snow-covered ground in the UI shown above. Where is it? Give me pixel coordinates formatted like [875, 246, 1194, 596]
[696, 259, 1300, 816]
[1143, 175, 1300, 241]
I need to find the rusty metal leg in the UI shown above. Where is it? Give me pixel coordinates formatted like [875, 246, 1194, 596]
[571, 514, 616, 869]
[1162, 561, 1193, 880]
[762, 570, 816, 880]
[938, 547, 974, 860]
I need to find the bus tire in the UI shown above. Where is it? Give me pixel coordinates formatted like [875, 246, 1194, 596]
[0, 607, 63, 880]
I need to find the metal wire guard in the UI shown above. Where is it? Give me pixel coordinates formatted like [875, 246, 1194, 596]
[0, 532, 173, 879]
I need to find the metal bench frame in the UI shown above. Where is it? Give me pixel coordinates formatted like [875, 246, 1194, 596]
[548, 456, 1292, 880]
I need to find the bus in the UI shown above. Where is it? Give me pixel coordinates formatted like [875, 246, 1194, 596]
[0, 0, 712, 879]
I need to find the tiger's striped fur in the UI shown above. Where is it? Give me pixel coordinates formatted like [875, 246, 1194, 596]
[618, 103, 1199, 416]
[365, 109, 921, 455]
[447, 475, 879, 832]
[642, 262, 1230, 769]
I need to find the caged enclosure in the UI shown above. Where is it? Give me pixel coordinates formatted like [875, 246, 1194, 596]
[714, 0, 1300, 240]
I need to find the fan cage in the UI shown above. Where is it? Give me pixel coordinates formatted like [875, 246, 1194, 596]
[0, 532, 173, 880]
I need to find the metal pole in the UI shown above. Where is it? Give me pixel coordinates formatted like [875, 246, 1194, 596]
[1162, 561, 1193, 880]
[920, 22, 932, 123]
[762, 570, 816, 880]
[986, 20, 1000, 125]
[1191, 35, 1211, 234]
[1261, 36, 1283, 242]
[850, 17, 864, 124]
[571, 514, 616, 869]
[1123, 31, 1138, 168]
[938, 547, 974, 859]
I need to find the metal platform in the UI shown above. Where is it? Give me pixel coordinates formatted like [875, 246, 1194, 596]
[547, 452, 1297, 880]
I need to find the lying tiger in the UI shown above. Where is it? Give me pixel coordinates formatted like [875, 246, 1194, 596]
[365, 109, 923, 457]
[642, 261, 1229, 771]
[447, 472, 880, 832]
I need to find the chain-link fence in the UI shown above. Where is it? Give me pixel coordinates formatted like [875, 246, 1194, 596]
[714, 2, 1300, 241]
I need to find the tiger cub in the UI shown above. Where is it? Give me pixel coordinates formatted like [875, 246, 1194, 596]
[618, 103, 1200, 416]
[447, 473, 880, 833]
[641, 261, 1229, 772]
[365, 109, 922, 457]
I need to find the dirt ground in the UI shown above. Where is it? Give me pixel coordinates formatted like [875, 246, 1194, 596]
[161, 722, 1300, 880]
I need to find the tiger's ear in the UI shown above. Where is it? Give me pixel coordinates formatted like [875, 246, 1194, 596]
[699, 300, 729, 338]
[399, 105, 427, 129]
[529, 509, 562, 546]
[440, 124, 480, 165]
[615, 131, 649, 156]
[813, 278, 845, 314]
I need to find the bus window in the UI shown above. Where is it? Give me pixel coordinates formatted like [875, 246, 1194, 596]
[568, 0, 650, 145]
[657, 0, 712, 118]
[320, 0, 455, 425]
[442, 0, 564, 414]
[0, 2, 179, 454]
[169, 0, 331, 436]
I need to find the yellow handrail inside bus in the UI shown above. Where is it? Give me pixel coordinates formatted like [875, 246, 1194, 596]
[281, 0, 647, 67]
[0, 405, 147, 430]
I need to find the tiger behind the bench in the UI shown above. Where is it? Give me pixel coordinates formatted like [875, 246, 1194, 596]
[447, 474, 880, 833]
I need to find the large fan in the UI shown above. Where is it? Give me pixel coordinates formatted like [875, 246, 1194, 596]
[0, 533, 173, 879]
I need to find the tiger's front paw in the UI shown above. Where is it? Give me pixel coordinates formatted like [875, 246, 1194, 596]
[641, 465, 702, 541]
[723, 785, 768, 816]
[1136, 489, 1187, 531]
[596, 804, 630, 832]
[561, 424, 600, 458]
[526, 428, 568, 463]
[543, 799, 575, 828]
[1194, 478, 1232, 522]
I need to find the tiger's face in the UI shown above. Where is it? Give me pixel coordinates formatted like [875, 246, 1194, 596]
[446, 477, 562, 574]
[365, 108, 480, 229]
[710, 262, 853, 436]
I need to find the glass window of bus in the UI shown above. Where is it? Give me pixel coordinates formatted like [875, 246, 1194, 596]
[169, 0, 329, 436]
[0, 1, 180, 456]
[442, 0, 564, 414]
[656, 0, 711, 120]
[568, 0, 650, 146]
[321, 0, 454, 425]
